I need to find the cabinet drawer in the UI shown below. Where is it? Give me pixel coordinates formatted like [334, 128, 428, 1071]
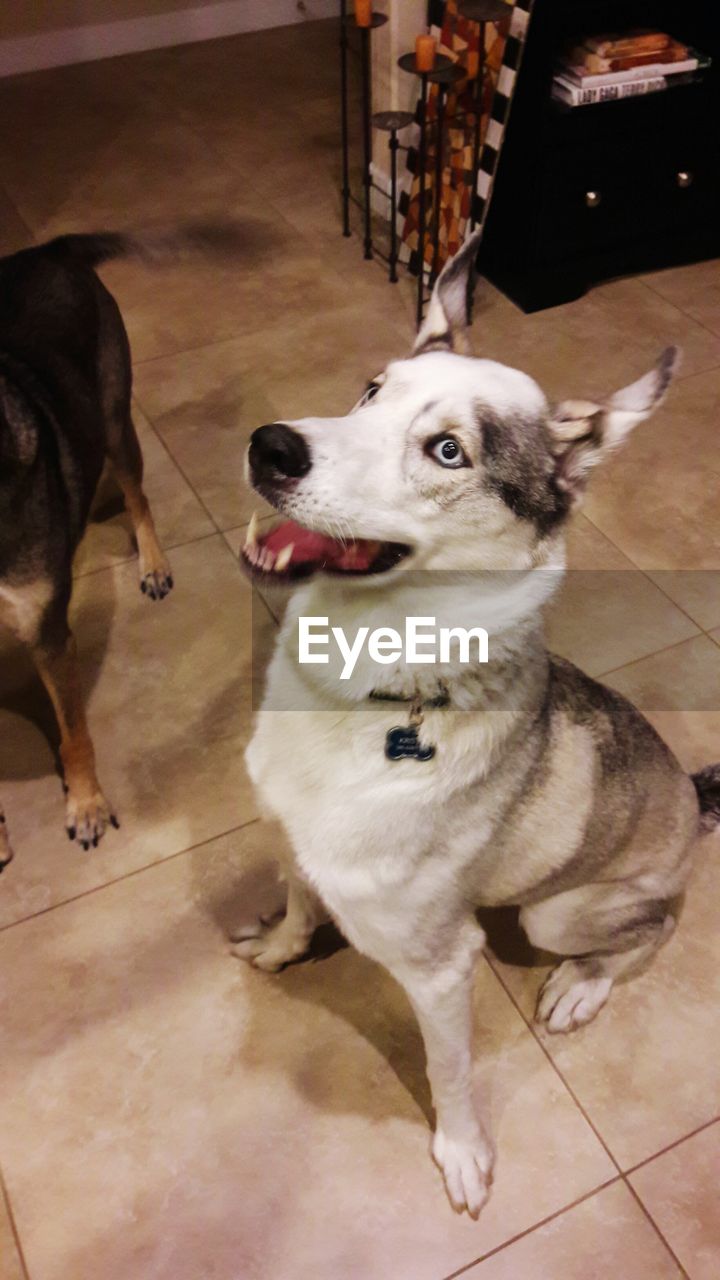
[535, 131, 720, 264]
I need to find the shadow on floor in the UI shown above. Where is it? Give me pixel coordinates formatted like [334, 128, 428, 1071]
[192, 833, 551, 1133]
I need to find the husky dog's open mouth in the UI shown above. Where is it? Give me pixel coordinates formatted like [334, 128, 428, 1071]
[241, 419, 412, 584]
[241, 512, 411, 584]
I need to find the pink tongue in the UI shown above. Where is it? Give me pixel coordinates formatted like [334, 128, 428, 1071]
[262, 520, 376, 571]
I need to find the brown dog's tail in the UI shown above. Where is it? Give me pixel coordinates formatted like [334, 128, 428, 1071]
[43, 222, 249, 268]
[692, 764, 720, 833]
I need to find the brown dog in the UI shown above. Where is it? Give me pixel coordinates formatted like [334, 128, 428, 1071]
[0, 232, 175, 860]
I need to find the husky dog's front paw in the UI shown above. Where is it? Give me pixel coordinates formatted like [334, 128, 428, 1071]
[432, 1127, 494, 1218]
[230, 915, 311, 972]
[536, 960, 612, 1033]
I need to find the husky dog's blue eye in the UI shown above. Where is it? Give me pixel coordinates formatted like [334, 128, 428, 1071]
[428, 436, 468, 468]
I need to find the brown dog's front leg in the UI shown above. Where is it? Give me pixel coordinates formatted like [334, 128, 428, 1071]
[0, 804, 14, 870]
[33, 624, 118, 850]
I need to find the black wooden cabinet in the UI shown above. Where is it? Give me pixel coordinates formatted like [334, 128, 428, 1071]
[479, 0, 720, 311]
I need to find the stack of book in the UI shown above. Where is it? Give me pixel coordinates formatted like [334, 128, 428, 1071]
[552, 30, 710, 107]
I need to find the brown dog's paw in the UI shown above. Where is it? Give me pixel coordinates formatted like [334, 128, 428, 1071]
[140, 566, 174, 601]
[0, 809, 14, 870]
[65, 790, 119, 850]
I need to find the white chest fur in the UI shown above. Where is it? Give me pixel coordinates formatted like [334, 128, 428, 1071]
[246, 575, 552, 945]
[245, 638, 511, 953]
[0, 579, 53, 644]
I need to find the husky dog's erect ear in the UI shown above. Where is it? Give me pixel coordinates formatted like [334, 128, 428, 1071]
[548, 346, 680, 506]
[412, 229, 483, 356]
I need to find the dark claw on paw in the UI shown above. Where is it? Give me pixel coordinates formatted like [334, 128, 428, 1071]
[67, 826, 76, 840]
[110, 815, 120, 829]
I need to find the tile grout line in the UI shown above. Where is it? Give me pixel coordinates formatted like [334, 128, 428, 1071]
[73, 526, 222, 582]
[133, 332, 263, 369]
[596, 630, 707, 682]
[638, 274, 720, 344]
[163, 94, 386, 321]
[481, 954, 623, 1172]
[672, 363, 720, 383]
[213, 534, 282, 654]
[567, 508, 720, 657]
[0, 817, 259, 936]
[624, 1114, 720, 1178]
[74, 509, 275, 585]
[131, 394, 225, 537]
[122, 101, 336, 377]
[483, 954, 693, 1277]
[634, 565, 720, 639]
[0, 1162, 31, 1280]
[579, 507, 720, 633]
[129, 279, 413, 372]
[622, 1178, 690, 1279]
[634, 573, 712, 635]
[438, 1176, 622, 1280]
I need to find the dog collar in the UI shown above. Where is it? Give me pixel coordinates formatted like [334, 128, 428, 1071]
[369, 686, 448, 762]
[368, 686, 450, 709]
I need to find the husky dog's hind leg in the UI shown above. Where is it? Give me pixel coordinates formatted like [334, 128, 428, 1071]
[522, 883, 680, 1034]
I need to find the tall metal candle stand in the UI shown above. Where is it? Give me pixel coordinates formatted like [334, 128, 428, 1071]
[371, 110, 415, 283]
[340, 0, 351, 236]
[398, 50, 453, 327]
[363, 14, 388, 260]
[339, 7, 388, 259]
[458, 0, 512, 230]
[429, 62, 464, 287]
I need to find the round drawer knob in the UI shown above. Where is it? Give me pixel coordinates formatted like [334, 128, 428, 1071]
[677, 171, 693, 188]
[585, 190, 601, 208]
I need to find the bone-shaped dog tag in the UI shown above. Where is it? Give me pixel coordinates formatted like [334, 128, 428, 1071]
[385, 725, 435, 762]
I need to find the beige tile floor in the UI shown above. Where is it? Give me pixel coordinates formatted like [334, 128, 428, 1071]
[0, 18, 719, 1280]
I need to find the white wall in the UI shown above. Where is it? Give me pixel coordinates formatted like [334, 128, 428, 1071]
[370, 0, 426, 195]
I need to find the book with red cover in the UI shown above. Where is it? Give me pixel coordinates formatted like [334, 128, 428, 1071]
[568, 40, 689, 75]
[584, 30, 671, 58]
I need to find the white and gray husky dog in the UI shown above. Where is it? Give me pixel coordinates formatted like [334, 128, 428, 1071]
[237, 231, 720, 1217]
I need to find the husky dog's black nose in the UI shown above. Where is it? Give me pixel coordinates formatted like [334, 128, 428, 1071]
[248, 423, 311, 484]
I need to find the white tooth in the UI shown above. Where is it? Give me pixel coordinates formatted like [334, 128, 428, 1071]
[245, 511, 259, 548]
[261, 548, 275, 571]
[248, 544, 259, 566]
[275, 543, 294, 572]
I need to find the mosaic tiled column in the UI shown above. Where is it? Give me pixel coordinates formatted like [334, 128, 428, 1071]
[399, 0, 535, 283]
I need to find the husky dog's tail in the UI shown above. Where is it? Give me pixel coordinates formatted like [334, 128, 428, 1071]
[41, 222, 248, 268]
[692, 764, 720, 832]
